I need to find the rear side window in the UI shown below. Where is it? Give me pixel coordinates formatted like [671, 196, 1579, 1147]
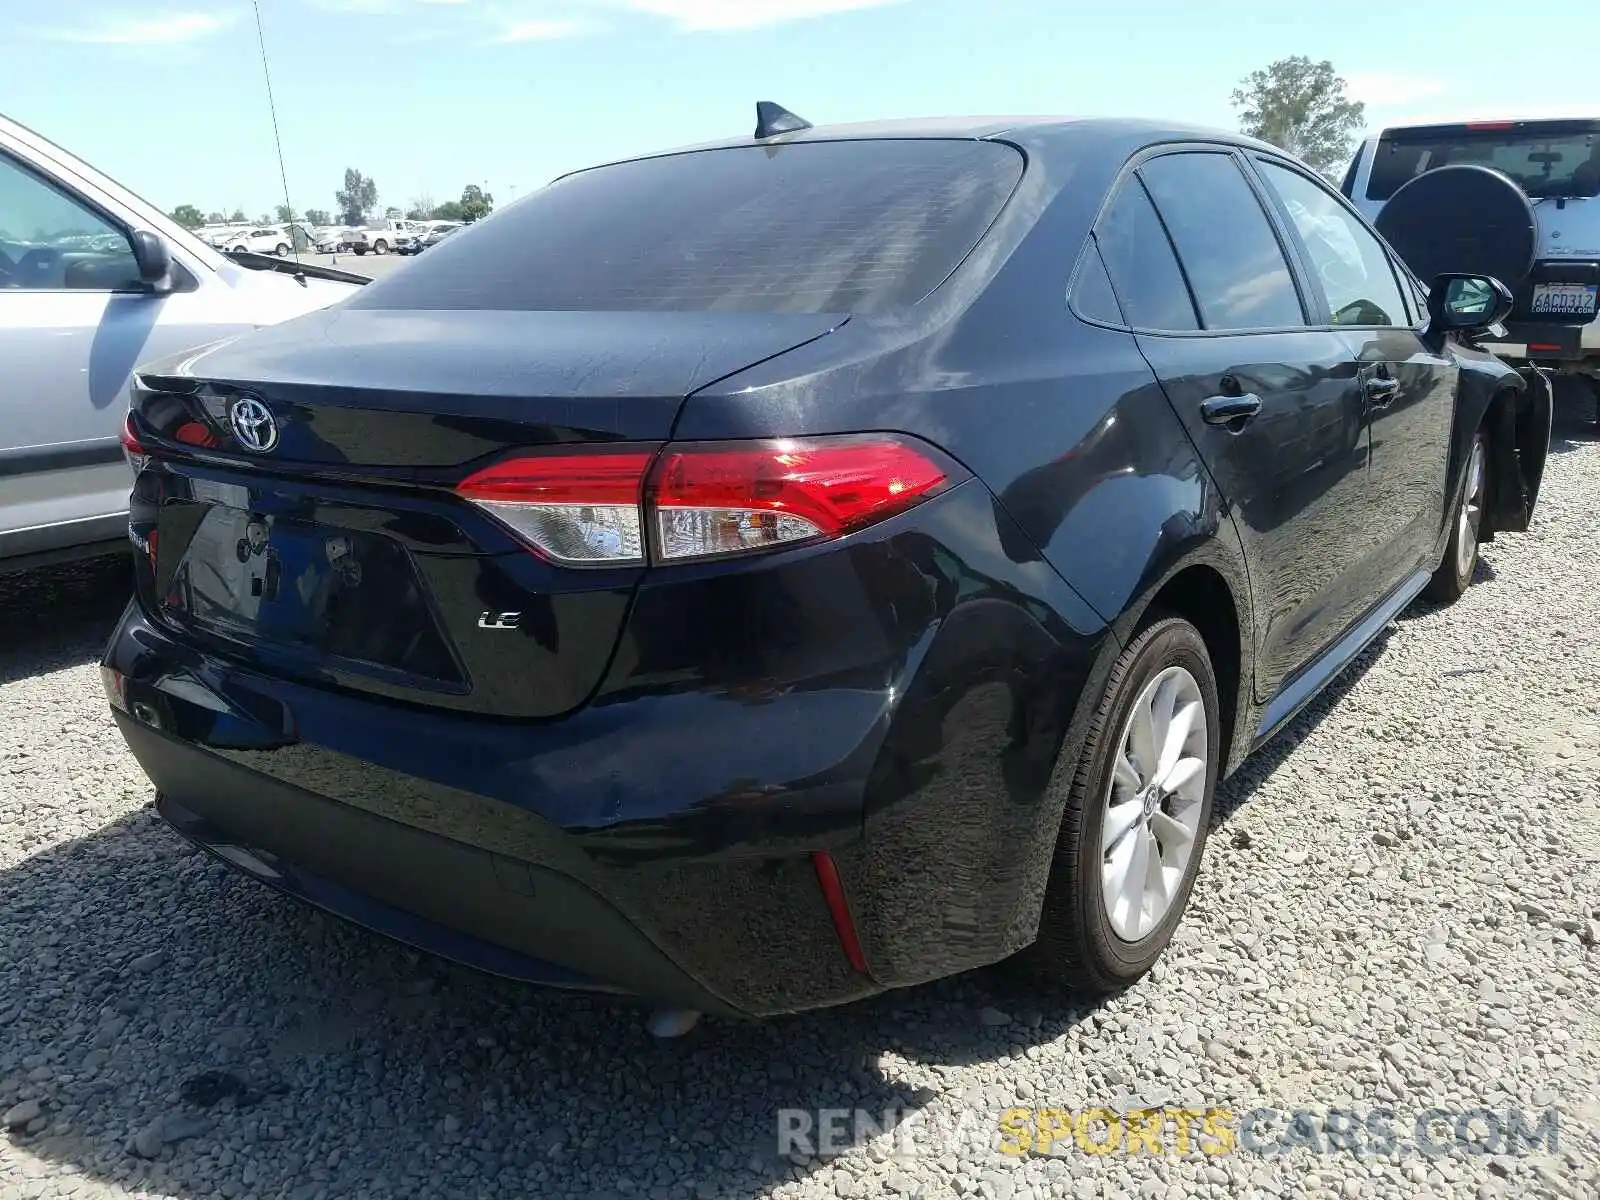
[1070, 242, 1125, 325]
[352, 140, 1023, 314]
[1139, 152, 1306, 331]
[1094, 178, 1198, 331]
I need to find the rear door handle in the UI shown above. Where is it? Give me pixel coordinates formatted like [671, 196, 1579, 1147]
[1200, 393, 1263, 427]
[1364, 376, 1400, 408]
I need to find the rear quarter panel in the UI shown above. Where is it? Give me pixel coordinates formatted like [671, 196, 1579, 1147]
[673, 144, 1262, 978]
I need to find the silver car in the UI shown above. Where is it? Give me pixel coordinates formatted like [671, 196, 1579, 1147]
[0, 114, 362, 573]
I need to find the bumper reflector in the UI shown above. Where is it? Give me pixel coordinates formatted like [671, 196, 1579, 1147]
[811, 851, 869, 975]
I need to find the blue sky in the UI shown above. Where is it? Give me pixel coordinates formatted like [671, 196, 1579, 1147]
[9, 0, 1598, 221]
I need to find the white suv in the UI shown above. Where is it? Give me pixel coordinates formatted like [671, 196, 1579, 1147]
[224, 226, 293, 257]
[1344, 118, 1600, 415]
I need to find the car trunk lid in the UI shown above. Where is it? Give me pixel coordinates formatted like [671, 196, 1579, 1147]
[127, 307, 843, 718]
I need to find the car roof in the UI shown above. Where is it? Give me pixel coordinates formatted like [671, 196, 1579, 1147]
[557, 115, 1289, 181]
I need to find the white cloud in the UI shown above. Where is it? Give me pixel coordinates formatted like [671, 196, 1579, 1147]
[604, 0, 905, 31]
[47, 10, 232, 43]
[494, 16, 588, 41]
[1343, 71, 1447, 108]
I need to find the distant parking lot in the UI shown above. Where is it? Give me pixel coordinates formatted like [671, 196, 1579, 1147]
[298, 250, 411, 280]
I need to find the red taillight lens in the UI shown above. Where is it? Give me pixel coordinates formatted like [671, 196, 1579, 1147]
[456, 434, 957, 567]
[650, 435, 952, 561]
[456, 448, 655, 565]
[119, 413, 150, 471]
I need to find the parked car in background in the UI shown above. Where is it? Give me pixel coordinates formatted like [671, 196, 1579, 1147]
[397, 221, 462, 254]
[223, 226, 293, 257]
[1344, 117, 1600, 420]
[107, 113, 1549, 1019]
[419, 221, 461, 250]
[0, 112, 363, 574]
[346, 218, 424, 256]
[313, 226, 350, 253]
[199, 224, 248, 249]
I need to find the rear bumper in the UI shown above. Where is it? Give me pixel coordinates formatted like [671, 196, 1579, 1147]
[103, 478, 1110, 1013]
[136, 731, 735, 1014]
[106, 606, 880, 1016]
[1485, 318, 1600, 363]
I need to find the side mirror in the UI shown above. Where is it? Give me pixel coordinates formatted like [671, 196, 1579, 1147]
[130, 230, 173, 290]
[1427, 272, 1514, 334]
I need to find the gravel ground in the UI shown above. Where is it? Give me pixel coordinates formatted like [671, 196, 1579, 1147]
[2, 391, 1598, 1200]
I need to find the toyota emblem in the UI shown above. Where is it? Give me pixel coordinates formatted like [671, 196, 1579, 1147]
[229, 396, 279, 453]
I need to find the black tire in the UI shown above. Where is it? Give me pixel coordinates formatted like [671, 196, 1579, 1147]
[1023, 616, 1221, 995]
[274, 243, 289, 257]
[353, 246, 367, 256]
[1425, 429, 1488, 604]
[373, 240, 389, 255]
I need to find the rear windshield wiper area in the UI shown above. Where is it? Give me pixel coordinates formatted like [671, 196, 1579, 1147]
[222, 249, 369, 286]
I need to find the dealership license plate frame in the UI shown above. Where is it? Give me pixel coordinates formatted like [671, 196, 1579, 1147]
[1530, 282, 1599, 317]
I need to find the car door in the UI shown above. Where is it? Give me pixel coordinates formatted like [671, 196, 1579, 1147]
[1096, 148, 1378, 703]
[0, 147, 247, 566]
[1251, 155, 1457, 593]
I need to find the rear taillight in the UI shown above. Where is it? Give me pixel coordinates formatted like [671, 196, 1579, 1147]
[456, 448, 655, 566]
[119, 413, 150, 472]
[652, 436, 951, 561]
[454, 434, 959, 567]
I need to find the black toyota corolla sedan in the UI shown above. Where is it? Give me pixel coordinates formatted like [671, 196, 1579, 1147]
[105, 112, 1551, 1018]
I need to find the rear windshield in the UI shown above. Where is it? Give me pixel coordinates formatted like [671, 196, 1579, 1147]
[351, 139, 1023, 314]
[1368, 120, 1600, 200]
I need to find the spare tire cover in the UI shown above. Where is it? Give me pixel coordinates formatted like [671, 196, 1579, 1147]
[1375, 164, 1537, 293]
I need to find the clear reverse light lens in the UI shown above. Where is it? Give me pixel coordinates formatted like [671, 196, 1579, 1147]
[657, 507, 822, 560]
[455, 449, 654, 566]
[475, 500, 643, 564]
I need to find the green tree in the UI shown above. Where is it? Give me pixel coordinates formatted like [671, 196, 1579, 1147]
[431, 199, 465, 222]
[383, 206, 403, 220]
[206, 211, 225, 224]
[459, 184, 493, 223]
[168, 204, 205, 230]
[1231, 56, 1365, 177]
[335, 168, 379, 226]
[228, 209, 247, 222]
[303, 208, 331, 226]
[406, 193, 436, 221]
[274, 203, 297, 223]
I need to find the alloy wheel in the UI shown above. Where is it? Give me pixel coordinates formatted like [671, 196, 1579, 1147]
[1456, 438, 1486, 581]
[1100, 665, 1208, 941]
